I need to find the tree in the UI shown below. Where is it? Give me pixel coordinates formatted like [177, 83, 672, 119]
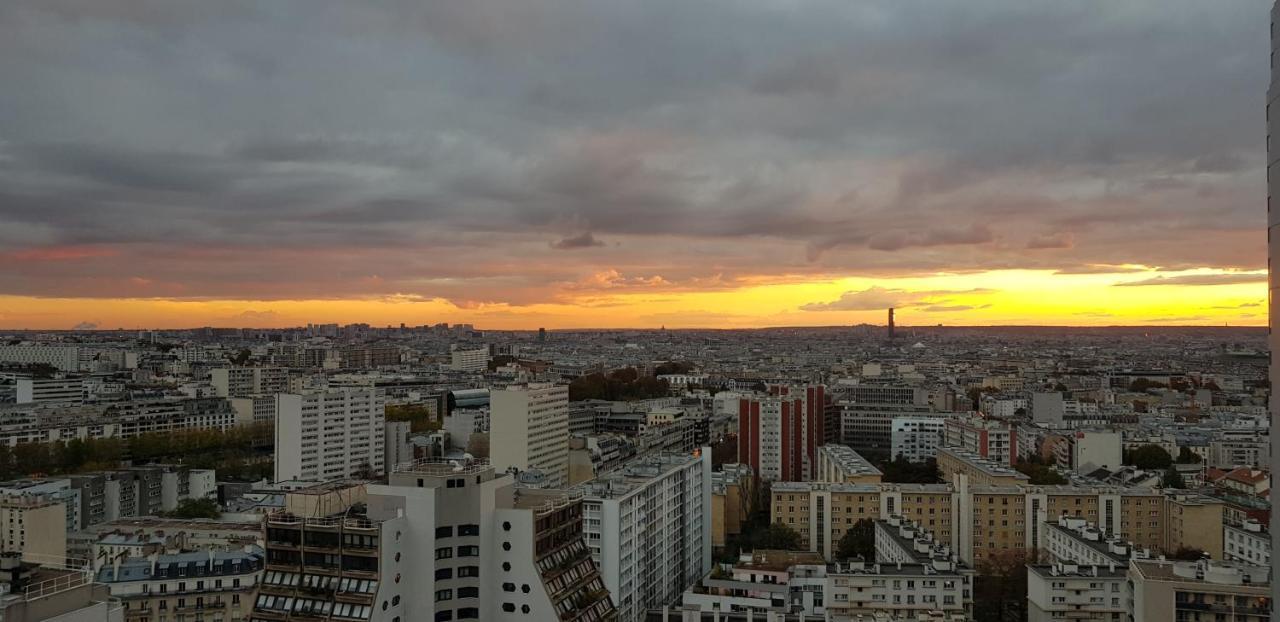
[1128, 378, 1166, 393]
[974, 549, 1037, 622]
[385, 404, 441, 433]
[1175, 446, 1202, 464]
[1170, 547, 1206, 561]
[654, 361, 695, 376]
[1126, 444, 1173, 470]
[1015, 460, 1067, 485]
[880, 456, 940, 484]
[1162, 467, 1186, 489]
[162, 498, 222, 519]
[834, 519, 875, 561]
[752, 523, 803, 551]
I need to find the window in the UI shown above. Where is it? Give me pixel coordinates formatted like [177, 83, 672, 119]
[436, 568, 453, 581]
[458, 546, 480, 557]
[435, 589, 453, 602]
[436, 547, 453, 560]
[458, 607, 479, 619]
[458, 587, 478, 598]
[458, 566, 480, 578]
[459, 524, 480, 537]
[436, 526, 453, 539]
[435, 612, 453, 622]
[502, 604, 515, 612]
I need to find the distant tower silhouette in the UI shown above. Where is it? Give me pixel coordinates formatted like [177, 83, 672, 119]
[888, 308, 896, 340]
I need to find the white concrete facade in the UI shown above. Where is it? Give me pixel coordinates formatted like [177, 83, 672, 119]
[274, 389, 386, 482]
[491, 384, 569, 487]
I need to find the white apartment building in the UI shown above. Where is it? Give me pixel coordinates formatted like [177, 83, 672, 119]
[384, 420, 412, 471]
[824, 561, 973, 620]
[210, 366, 289, 398]
[891, 417, 947, 463]
[1027, 563, 1128, 622]
[491, 384, 570, 488]
[1224, 519, 1271, 567]
[15, 377, 84, 404]
[450, 347, 489, 373]
[1040, 515, 1151, 567]
[280, 460, 616, 622]
[578, 451, 712, 622]
[274, 389, 386, 482]
[0, 345, 82, 372]
[444, 408, 490, 452]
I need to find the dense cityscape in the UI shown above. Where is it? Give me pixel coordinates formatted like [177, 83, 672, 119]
[0, 0, 1277, 621]
[0, 322, 1268, 621]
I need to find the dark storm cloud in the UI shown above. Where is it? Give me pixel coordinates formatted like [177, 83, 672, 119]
[0, 0, 1269, 302]
[550, 232, 607, 250]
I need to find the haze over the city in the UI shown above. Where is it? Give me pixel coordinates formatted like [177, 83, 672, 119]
[0, 1, 1269, 329]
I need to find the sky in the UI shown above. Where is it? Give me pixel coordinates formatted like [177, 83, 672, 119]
[0, 0, 1270, 330]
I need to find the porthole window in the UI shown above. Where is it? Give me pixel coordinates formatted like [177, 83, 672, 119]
[502, 521, 511, 531]
[521, 584, 530, 594]
[502, 542, 511, 551]
[502, 562, 511, 572]
[521, 605, 530, 614]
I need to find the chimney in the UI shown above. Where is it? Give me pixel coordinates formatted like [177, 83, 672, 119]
[888, 308, 896, 340]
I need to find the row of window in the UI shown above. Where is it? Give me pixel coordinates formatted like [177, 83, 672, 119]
[435, 546, 480, 559]
[254, 594, 371, 619]
[434, 587, 480, 601]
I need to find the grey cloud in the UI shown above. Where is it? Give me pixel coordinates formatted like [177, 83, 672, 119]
[1027, 232, 1075, 250]
[550, 232, 606, 250]
[867, 225, 994, 252]
[0, 0, 1269, 303]
[1114, 273, 1266, 287]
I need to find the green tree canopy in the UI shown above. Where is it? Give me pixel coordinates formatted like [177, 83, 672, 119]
[834, 519, 876, 561]
[1175, 446, 1202, 464]
[751, 523, 803, 551]
[1015, 460, 1067, 485]
[1126, 444, 1173, 470]
[162, 498, 222, 519]
[1162, 467, 1186, 489]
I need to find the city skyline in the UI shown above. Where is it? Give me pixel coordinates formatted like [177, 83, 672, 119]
[0, 1, 1269, 329]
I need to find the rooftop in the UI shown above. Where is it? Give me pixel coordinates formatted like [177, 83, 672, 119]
[95, 547, 265, 583]
[819, 445, 883, 477]
[394, 456, 493, 477]
[938, 447, 1028, 480]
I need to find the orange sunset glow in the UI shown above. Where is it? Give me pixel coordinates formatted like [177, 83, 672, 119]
[0, 2, 1268, 329]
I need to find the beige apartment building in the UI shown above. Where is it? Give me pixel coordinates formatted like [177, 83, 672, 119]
[937, 446, 1029, 487]
[773, 478, 1225, 567]
[1129, 559, 1269, 622]
[0, 495, 67, 562]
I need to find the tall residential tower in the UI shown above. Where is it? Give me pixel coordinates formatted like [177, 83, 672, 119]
[1268, 2, 1279, 613]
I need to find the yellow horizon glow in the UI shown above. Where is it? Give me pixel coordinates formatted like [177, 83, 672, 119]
[0, 269, 1265, 330]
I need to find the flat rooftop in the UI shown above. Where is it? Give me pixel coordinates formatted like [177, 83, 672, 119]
[819, 445, 883, 477]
